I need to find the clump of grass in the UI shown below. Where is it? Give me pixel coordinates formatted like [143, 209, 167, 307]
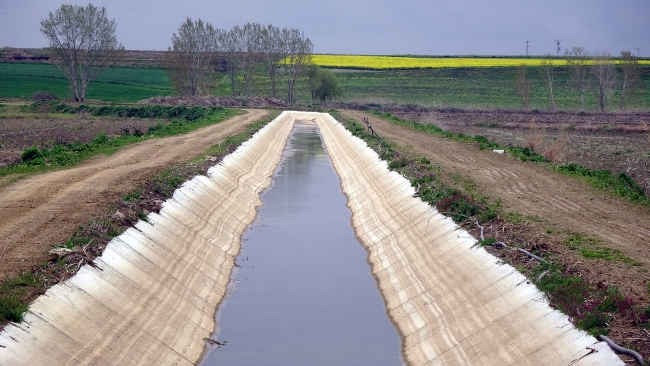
[565, 232, 642, 265]
[0, 272, 42, 323]
[0, 296, 28, 322]
[534, 270, 644, 337]
[556, 163, 648, 206]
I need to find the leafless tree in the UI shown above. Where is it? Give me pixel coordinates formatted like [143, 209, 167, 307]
[261, 25, 284, 98]
[564, 47, 589, 110]
[539, 53, 556, 110]
[514, 63, 531, 109]
[280, 28, 313, 104]
[221, 27, 243, 96]
[618, 50, 639, 111]
[40, 4, 123, 102]
[592, 51, 616, 112]
[165, 18, 219, 97]
[239, 23, 264, 96]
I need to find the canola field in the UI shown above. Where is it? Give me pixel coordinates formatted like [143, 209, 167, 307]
[311, 54, 650, 70]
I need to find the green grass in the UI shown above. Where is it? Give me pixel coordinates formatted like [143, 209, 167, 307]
[0, 272, 41, 323]
[565, 232, 642, 265]
[0, 104, 242, 177]
[0, 63, 172, 103]
[555, 163, 649, 206]
[329, 66, 650, 110]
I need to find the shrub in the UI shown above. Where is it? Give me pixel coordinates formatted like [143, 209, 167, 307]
[0, 296, 28, 322]
[30, 90, 57, 102]
[436, 194, 480, 222]
[91, 133, 108, 145]
[21, 146, 41, 162]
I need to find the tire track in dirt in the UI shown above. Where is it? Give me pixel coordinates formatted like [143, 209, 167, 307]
[0, 109, 269, 277]
[342, 110, 650, 267]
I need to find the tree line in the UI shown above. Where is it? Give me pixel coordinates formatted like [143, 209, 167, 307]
[515, 48, 641, 112]
[165, 18, 336, 104]
[39, 4, 342, 104]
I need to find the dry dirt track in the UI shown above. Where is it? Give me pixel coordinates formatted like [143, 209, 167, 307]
[0, 109, 268, 278]
[343, 111, 650, 281]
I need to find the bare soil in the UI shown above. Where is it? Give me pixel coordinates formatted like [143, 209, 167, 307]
[0, 115, 170, 166]
[0, 109, 268, 278]
[139, 96, 287, 108]
[343, 110, 650, 362]
[392, 109, 650, 195]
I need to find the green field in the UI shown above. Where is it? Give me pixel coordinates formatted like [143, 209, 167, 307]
[0, 63, 172, 103]
[1, 61, 649, 110]
[325, 67, 650, 110]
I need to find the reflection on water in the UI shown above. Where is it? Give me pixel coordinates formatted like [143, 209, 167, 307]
[200, 122, 403, 365]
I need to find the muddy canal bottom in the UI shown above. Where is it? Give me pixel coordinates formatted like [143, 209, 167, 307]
[200, 122, 403, 365]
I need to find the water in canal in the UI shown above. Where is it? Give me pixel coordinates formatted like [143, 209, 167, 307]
[200, 122, 403, 365]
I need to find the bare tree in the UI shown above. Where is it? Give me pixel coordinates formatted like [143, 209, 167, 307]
[165, 18, 218, 97]
[618, 50, 639, 111]
[261, 25, 284, 98]
[221, 26, 244, 96]
[539, 53, 556, 110]
[514, 63, 531, 109]
[592, 51, 616, 112]
[239, 23, 264, 96]
[40, 4, 123, 102]
[564, 47, 589, 110]
[280, 29, 313, 104]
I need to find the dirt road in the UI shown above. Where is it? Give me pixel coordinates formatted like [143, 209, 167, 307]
[0, 109, 268, 277]
[342, 110, 650, 296]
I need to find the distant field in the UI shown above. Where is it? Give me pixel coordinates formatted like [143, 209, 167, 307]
[311, 54, 650, 70]
[2, 60, 649, 111]
[0, 63, 172, 103]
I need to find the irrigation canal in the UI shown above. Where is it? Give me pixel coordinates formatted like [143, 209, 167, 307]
[201, 122, 403, 365]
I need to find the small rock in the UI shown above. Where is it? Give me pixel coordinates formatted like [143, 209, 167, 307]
[49, 248, 73, 257]
[113, 211, 125, 220]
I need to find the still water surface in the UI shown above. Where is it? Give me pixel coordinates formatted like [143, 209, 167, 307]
[200, 122, 403, 365]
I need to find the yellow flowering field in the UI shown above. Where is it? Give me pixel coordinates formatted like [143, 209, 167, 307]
[310, 54, 650, 70]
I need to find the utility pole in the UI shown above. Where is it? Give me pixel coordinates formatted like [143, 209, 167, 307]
[525, 41, 530, 56]
[636, 48, 641, 57]
[555, 39, 562, 56]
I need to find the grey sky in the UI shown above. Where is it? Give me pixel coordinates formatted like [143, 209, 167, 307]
[1, 0, 648, 56]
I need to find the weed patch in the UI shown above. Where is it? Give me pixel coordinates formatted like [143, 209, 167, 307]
[565, 232, 641, 265]
[556, 163, 649, 206]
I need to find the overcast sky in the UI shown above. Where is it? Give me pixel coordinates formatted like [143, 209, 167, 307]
[1, 0, 648, 56]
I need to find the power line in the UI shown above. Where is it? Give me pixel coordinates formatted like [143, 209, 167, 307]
[525, 41, 530, 56]
[555, 39, 562, 56]
[636, 48, 641, 57]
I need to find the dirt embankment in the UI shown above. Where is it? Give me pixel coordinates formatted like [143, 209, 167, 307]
[391, 109, 650, 195]
[0, 109, 268, 278]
